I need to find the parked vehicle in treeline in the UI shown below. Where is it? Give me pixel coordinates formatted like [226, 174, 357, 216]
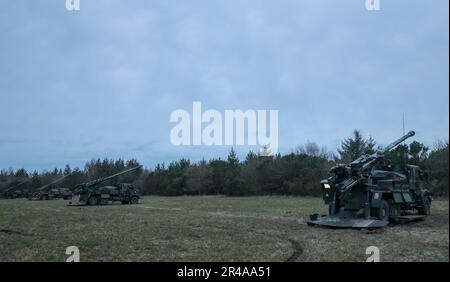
[69, 166, 142, 206]
[28, 174, 73, 200]
[1, 188, 24, 199]
[0, 180, 29, 199]
[308, 131, 432, 229]
[59, 188, 74, 200]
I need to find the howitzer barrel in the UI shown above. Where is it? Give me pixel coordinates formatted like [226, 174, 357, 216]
[5, 180, 29, 192]
[39, 174, 72, 192]
[84, 166, 142, 188]
[381, 130, 415, 154]
[357, 130, 415, 171]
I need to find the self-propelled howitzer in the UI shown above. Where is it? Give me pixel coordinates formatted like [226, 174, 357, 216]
[1, 180, 29, 199]
[349, 130, 416, 173]
[75, 166, 142, 190]
[69, 166, 142, 206]
[308, 130, 432, 229]
[28, 174, 73, 200]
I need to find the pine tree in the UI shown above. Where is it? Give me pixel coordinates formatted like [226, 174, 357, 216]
[338, 130, 370, 162]
[224, 148, 241, 195]
[31, 171, 41, 188]
[409, 141, 429, 165]
[245, 151, 258, 163]
[365, 135, 377, 155]
[63, 164, 72, 176]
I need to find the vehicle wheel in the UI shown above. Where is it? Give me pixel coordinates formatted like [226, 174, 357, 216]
[88, 197, 98, 205]
[372, 200, 390, 221]
[131, 197, 139, 204]
[389, 200, 401, 222]
[100, 198, 108, 205]
[418, 198, 431, 215]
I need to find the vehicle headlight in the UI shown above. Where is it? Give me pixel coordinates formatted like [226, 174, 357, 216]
[323, 183, 331, 189]
[373, 193, 380, 200]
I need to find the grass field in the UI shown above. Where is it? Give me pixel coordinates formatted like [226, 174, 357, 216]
[0, 196, 448, 262]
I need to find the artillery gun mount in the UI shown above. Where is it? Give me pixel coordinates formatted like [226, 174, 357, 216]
[68, 166, 142, 206]
[308, 131, 432, 229]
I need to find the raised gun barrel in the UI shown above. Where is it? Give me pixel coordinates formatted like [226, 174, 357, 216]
[77, 166, 142, 189]
[39, 174, 73, 192]
[4, 179, 29, 192]
[355, 131, 415, 172]
[380, 130, 415, 154]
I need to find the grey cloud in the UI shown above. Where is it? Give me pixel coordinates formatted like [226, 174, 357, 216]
[0, 0, 448, 171]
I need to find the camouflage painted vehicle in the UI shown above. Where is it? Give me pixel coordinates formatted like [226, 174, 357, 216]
[69, 166, 141, 206]
[59, 188, 74, 200]
[1, 188, 24, 199]
[29, 188, 73, 200]
[28, 174, 73, 200]
[1, 180, 29, 199]
[308, 131, 432, 228]
[77, 184, 140, 205]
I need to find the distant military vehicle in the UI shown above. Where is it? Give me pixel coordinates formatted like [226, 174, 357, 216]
[1, 180, 29, 199]
[308, 131, 432, 228]
[59, 188, 74, 200]
[29, 188, 73, 200]
[28, 174, 73, 200]
[69, 166, 142, 206]
[1, 188, 24, 199]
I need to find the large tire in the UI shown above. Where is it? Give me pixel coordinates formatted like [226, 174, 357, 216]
[100, 198, 109, 205]
[88, 197, 98, 205]
[372, 200, 390, 221]
[388, 200, 401, 223]
[418, 198, 431, 215]
[131, 196, 139, 205]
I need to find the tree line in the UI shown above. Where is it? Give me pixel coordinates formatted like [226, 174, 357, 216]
[1, 130, 448, 197]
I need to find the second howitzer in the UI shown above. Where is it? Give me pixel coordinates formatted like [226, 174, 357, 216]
[28, 174, 73, 200]
[308, 131, 432, 228]
[1, 180, 29, 199]
[70, 166, 142, 206]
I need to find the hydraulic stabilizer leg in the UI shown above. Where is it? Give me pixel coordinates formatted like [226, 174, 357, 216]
[364, 190, 371, 219]
[329, 190, 338, 216]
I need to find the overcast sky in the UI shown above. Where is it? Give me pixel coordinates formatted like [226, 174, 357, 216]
[0, 0, 448, 171]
